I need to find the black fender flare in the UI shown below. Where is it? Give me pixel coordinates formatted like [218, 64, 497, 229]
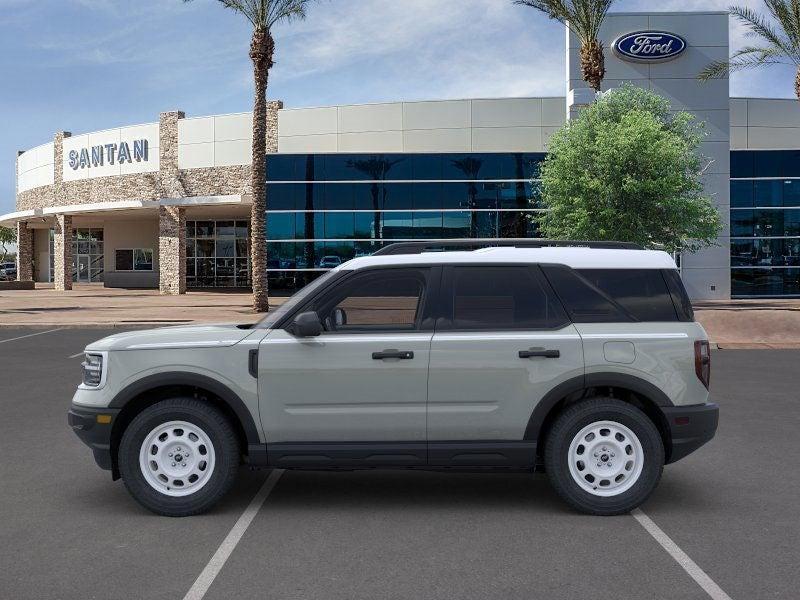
[108, 372, 261, 445]
[524, 372, 673, 441]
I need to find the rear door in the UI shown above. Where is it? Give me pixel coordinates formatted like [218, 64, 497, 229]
[426, 265, 584, 467]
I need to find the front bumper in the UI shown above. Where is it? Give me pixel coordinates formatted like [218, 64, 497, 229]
[662, 402, 719, 464]
[68, 405, 121, 472]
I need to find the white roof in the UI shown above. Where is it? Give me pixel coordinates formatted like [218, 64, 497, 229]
[339, 247, 677, 271]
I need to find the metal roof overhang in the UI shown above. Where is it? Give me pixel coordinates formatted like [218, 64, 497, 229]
[0, 194, 247, 227]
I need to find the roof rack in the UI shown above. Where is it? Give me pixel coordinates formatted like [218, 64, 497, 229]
[372, 240, 644, 256]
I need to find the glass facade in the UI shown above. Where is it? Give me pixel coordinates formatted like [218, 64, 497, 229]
[186, 220, 251, 288]
[731, 151, 800, 296]
[265, 153, 545, 292]
[47, 228, 105, 283]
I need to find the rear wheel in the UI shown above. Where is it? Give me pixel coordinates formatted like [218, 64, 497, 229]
[544, 398, 664, 515]
[118, 398, 240, 517]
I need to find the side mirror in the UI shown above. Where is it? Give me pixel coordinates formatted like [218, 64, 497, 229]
[333, 307, 348, 328]
[288, 311, 322, 337]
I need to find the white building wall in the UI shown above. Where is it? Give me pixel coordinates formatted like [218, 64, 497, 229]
[274, 98, 565, 154]
[17, 142, 55, 193]
[730, 98, 800, 149]
[61, 123, 160, 182]
[568, 11, 730, 300]
[177, 112, 253, 169]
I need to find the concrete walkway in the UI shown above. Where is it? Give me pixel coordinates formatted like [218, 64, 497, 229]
[1, 284, 799, 347]
[0, 284, 283, 328]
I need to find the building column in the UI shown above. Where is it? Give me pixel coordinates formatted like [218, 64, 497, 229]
[53, 214, 73, 291]
[16, 221, 33, 282]
[159, 205, 186, 295]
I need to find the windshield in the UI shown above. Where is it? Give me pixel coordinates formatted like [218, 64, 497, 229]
[256, 270, 341, 329]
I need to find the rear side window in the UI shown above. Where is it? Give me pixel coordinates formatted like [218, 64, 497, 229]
[577, 269, 678, 322]
[662, 269, 695, 322]
[441, 266, 568, 330]
[542, 265, 632, 323]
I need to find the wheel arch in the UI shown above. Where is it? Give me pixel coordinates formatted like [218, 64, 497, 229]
[108, 372, 260, 479]
[526, 373, 674, 463]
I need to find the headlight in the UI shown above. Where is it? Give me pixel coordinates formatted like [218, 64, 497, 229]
[81, 353, 104, 387]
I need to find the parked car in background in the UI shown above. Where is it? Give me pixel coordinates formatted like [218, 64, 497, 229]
[319, 255, 343, 268]
[0, 262, 16, 280]
[68, 241, 717, 517]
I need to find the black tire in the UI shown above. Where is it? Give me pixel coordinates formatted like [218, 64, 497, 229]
[544, 398, 664, 516]
[118, 397, 240, 517]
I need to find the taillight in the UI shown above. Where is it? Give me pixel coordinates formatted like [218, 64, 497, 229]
[694, 340, 710, 390]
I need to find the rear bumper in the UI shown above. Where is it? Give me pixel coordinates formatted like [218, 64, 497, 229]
[663, 402, 719, 464]
[68, 405, 121, 472]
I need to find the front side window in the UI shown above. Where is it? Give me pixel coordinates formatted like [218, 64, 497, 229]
[442, 266, 568, 331]
[312, 269, 429, 332]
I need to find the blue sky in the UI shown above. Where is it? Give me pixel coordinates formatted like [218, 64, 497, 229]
[1, 0, 797, 215]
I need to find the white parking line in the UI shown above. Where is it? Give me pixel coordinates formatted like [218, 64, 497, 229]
[0, 329, 62, 345]
[632, 509, 733, 600]
[183, 469, 285, 600]
[68, 352, 84, 359]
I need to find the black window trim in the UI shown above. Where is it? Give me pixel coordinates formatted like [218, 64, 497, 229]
[277, 265, 441, 334]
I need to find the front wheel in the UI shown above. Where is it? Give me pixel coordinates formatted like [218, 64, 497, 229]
[544, 398, 664, 515]
[118, 398, 240, 517]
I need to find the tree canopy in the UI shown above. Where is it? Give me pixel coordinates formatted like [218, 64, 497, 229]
[535, 84, 722, 254]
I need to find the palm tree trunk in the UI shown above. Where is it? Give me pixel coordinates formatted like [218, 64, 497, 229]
[250, 29, 274, 312]
[580, 40, 605, 92]
[796, 67, 800, 102]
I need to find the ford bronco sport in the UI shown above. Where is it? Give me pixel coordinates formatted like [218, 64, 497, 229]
[68, 241, 718, 517]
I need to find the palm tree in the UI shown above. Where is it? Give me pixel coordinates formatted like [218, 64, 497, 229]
[515, 0, 615, 92]
[185, 0, 312, 311]
[699, 2, 800, 101]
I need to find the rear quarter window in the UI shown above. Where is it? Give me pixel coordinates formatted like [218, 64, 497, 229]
[576, 269, 678, 322]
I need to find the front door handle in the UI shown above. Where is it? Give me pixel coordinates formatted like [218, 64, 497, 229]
[519, 348, 560, 359]
[372, 349, 414, 360]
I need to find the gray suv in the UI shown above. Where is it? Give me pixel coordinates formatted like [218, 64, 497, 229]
[68, 241, 718, 517]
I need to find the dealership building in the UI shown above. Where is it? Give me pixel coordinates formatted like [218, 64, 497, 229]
[4, 10, 800, 299]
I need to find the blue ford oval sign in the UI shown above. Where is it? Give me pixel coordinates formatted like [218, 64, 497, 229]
[613, 31, 687, 62]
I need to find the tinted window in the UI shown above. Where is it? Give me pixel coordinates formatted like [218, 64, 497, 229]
[662, 269, 694, 321]
[443, 266, 568, 330]
[313, 269, 428, 332]
[577, 269, 678, 322]
[542, 266, 631, 323]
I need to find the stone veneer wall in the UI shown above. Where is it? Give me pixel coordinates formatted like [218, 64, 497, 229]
[53, 214, 73, 291]
[15, 222, 33, 281]
[15, 102, 282, 292]
[158, 206, 186, 295]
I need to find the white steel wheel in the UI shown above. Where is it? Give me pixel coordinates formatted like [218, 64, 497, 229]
[138, 420, 216, 497]
[567, 420, 644, 497]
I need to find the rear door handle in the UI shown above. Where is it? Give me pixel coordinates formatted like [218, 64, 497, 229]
[372, 349, 414, 360]
[519, 348, 560, 359]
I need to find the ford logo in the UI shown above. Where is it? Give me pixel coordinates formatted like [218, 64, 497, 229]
[613, 31, 686, 62]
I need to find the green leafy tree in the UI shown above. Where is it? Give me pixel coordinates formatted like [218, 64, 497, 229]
[184, 0, 313, 311]
[536, 84, 722, 253]
[0, 226, 15, 263]
[699, 2, 800, 100]
[515, 0, 615, 92]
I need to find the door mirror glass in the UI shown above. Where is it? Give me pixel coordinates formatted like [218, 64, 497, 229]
[333, 307, 348, 328]
[288, 311, 323, 337]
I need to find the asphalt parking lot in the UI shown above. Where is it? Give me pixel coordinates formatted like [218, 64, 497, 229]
[1, 328, 798, 600]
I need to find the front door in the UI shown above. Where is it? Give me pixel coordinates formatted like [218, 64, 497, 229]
[77, 255, 90, 282]
[258, 267, 437, 468]
[426, 265, 584, 467]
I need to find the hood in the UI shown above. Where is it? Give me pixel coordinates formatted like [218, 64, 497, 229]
[84, 323, 256, 352]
